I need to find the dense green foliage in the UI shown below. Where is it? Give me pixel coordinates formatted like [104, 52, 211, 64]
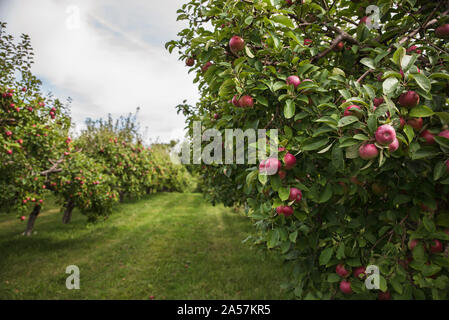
[169, 0, 449, 299]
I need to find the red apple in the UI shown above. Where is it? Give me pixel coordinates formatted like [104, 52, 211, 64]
[375, 124, 396, 146]
[399, 91, 420, 108]
[407, 118, 423, 131]
[436, 24, 449, 38]
[231, 95, 240, 107]
[213, 113, 220, 120]
[276, 206, 285, 215]
[201, 61, 213, 72]
[409, 239, 419, 250]
[343, 105, 361, 117]
[185, 57, 195, 66]
[304, 38, 312, 46]
[238, 95, 254, 108]
[288, 188, 302, 203]
[359, 144, 379, 160]
[333, 41, 344, 52]
[359, 16, 370, 25]
[438, 130, 449, 139]
[378, 291, 391, 300]
[20, 216, 26, 221]
[339, 280, 352, 294]
[278, 170, 286, 180]
[282, 206, 294, 216]
[373, 97, 384, 108]
[353, 266, 366, 279]
[420, 130, 435, 144]
[430, 239, 443, 253]
[6, 149, 12, 155]
[407, 45, 418, 53]
[389, 138, 399, 153]
[284, 152, 296, 170]
[229, 36, 245, 53]
[286, 75, 301, 88]
[336, 264, 349, 277]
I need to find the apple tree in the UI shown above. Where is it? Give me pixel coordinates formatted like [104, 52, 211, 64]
[169, 0, 449, 299]
[0, 22, 71, 235]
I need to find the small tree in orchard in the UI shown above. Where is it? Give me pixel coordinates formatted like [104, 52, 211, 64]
[0, 22, 71, 235]
[168, 0, 449, 299]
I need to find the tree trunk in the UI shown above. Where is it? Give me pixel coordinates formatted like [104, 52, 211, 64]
[24, 205, 41, 236]
[119, 191, 125, 203]
[146, 187, 151, 195]
[62, 200, 75, 224]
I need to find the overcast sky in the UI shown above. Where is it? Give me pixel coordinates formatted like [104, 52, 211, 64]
[0, 0, 199, 143]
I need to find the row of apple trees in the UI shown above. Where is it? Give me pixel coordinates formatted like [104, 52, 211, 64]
[0, 22, 195, 235]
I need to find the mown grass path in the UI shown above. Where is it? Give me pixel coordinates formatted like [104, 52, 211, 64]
[0, 193, 290, 299]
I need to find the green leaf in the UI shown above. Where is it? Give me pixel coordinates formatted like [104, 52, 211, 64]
[319, 247, 334, 266]
[302, 137, 329, 151]
[423, 216, 436, 233]
[411, 73, 431, 92]
[284, 99, 295, 119]
[403, 124, 415, 143]
[360, 57, 375, 69]
[245, 46, 255, 58]
[336, 242, 346, 259]
[271, 15, 294, 28]
[338, 116, 359, 127]
[327, 273, 341, 283]
[409, 105, 434, 117]
[436, 112, 449, 124]
[218, 79, 235, 97]
[331, 144, 344, 170]
[289, 230, 298, 243]
[434, 161, 446, 181]
[318, 184, 333, 203]
[379, 275, 388, 293]
[392, 46, 405, 66]
[383, 77, 399, 97]
[434, 136, 449, 149]
[279, 187, 290, 201]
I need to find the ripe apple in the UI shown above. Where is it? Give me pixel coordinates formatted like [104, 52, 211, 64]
[20, 216, 26, 221]
[288, 188, 302, 203]
[438, 130, 449, 139]
[373, 97, 384, 108]
[336, 264, 349, 277]
[353, 266, 366, 279]
[185, 57, 195, 66]
[213, 113, 220, 120]
[278, 170, 286, 180]
[276, 206, 285, 215]
[229, 36, 245, 53]
[232, 95, 240, 107]
[238, 95, 254, 108]
[359, 16, 370, 25]
[6, 149, 12, 155]
[409, 239, 419, 250]
[285, 0, 293, 5]
[407, 45, 418, 53]
[375, 124, 396, 146]
[339, 280, 352, 294]
[435, 24, 449, 38]
[284, 152, 296, 170]
[388, 138, 399, 152]
[333, 41, 344, 52]
[201, 61, 213, 72]
[359, 144, 379, 160]
[282, 206, 294, 216]
[264, 158, 282, 174]
[399, 117, 406, 130]
[378, 291, 391, 300]
[286, 75, 301, 88]
[407, 117, 423, 131]
[399, 91, 420, 108]
[304, 38, 312, 46]
[430, 239, 443, 253]
[420, 130, 435, 144]
[343, 105, 361, 117]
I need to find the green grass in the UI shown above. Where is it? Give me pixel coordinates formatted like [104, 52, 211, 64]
[0, 193, 291, 299]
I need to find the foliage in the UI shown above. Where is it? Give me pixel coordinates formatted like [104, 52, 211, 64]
[169, 0, 449, 299]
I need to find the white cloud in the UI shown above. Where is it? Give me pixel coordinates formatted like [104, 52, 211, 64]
[0, 0, 199, 143]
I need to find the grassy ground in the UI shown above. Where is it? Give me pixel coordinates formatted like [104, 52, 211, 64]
[0, 193, 291, 300]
